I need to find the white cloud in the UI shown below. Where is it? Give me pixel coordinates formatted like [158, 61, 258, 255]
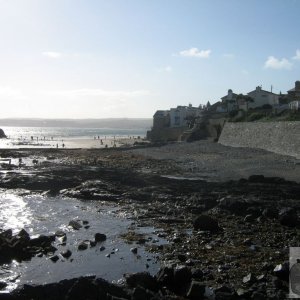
[293, 49, 300, 60]
[179, 48, 211, 58]
[242, 70, 249, 75]
[42, 51, 63, 58]
[264, 56, 292, 70]
[46, 88, 150, 98]
[0, 86, 28, 100]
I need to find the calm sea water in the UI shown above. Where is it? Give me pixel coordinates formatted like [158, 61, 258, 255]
[0, 192, 164, 290]
[0, 126, 149, 148]
[1, 126, 148, 140]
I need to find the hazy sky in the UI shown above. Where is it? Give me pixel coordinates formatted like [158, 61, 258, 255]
[0, 0, 300, 118]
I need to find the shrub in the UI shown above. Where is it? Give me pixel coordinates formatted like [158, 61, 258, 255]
[248, 112, 265, 121]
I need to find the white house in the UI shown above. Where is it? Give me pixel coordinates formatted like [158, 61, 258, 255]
[247, 86, 279, 109]
[169, 104, 200, 128]
[220, 89, 239, 112]
[289, 101, 300, 111]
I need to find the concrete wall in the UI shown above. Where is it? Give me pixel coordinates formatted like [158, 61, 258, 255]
[219, 121, 300, 159]
[147, 127, 187, 142]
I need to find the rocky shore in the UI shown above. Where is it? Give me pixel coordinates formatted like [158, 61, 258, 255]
[0, 140, 299, 299]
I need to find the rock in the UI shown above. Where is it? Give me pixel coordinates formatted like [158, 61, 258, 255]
[246, 207, 261, 218]
[125, 272, 159, 292]
[156, 266, 174, 286]
[132, 286, 155, 300]
[49, 255, 59, 262]
[279, 207, 298, 227]
[193, 215, 220, 232]
[178, 253, 187, 262]
[262, 207, 279, 219]
[0, 229, 13, 239]
[100, 246, 105, 251]
[16, 229, 30, 243]
[94, 233, 107, 242]
[248, 175, 265, 182]
[64, 276, 99, 300]
[273, 262, 289, 281]
[242, 273, 255, 284]
[30, 235, 55, 247]
[173, 265, 192, 286]
[214, 285, 236, 300]
[55, 230, 66, 237]
[244, 214, 256, 222]
[78, 241, 89, 251]
[130, 247, 138, 254]
[0, 281, 7, 290]
[251, 291, 266, 300]
[191, 268, 204, 280]
[0, 128, 7, 138]
[61, 249, 72, 259]
[69, 220, 82, 230]
[218, 197, 249, 215]
[90, 240, 96, 247]
[186, 281, 206, 299]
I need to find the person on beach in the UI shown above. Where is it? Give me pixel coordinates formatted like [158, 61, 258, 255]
[56, 144, 58, 148]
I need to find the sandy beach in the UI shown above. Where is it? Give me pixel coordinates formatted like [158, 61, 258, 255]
[0, 136, 141, 150]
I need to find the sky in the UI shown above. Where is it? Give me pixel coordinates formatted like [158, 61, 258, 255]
[0, 0, 300, 119]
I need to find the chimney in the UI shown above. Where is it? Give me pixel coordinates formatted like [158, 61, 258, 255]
[295, 81, 300, 90]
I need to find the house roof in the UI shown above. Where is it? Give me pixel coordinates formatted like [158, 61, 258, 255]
[221, 93, 238, 100]
[154, 110, 169, 117]
[288, 88, 295, 92]
[247, 89, 278, 96]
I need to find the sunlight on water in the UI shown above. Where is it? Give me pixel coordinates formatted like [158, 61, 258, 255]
[0, 193, 32, 233]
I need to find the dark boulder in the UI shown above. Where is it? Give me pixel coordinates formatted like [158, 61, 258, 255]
[94, 233, 107, 242]
[68, 220, 82, 230]
[273, 262, 289, 281]
[186, 281, 206, 299]
[218, 198, 249, 215]
[30, 234, 55, 247]
[193, 215, 221, 232]
[0, 128, 6, 138]
[279, 207, 298, 227]
[262, 207, 279, 219]
[173, 265, 192, 286]
[125, 272, 159, 292]
[156, 266, 174, 286]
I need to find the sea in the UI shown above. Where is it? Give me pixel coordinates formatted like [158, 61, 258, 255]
[0, 125, 165, 291]
[0, 126, 149, 149]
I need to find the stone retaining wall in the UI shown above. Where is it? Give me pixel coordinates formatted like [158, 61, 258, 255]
[218, 121, 300, 159]
[147, 127, 187, 142]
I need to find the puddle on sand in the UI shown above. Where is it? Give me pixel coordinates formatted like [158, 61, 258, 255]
[0, 192, 168, 292]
